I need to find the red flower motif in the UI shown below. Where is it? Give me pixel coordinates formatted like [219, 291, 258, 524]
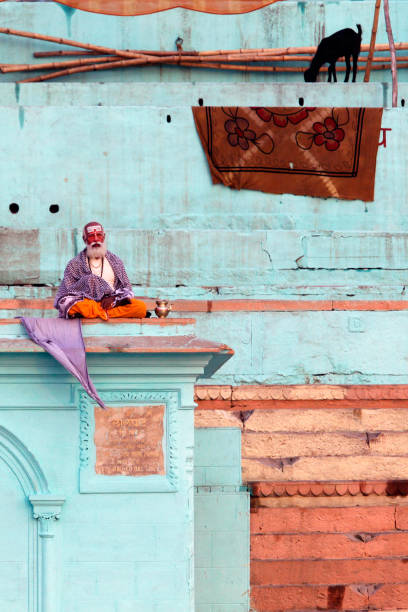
[251, 107, 316, 127]
[225, 117, 256, 150]
[273, 114, 289, 127]
[312, 116, 345, 151]
[251, 107, 272, 122]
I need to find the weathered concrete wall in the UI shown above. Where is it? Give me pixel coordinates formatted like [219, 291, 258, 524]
[0, 101, 406, 299]
[1, 2, 407, 83]
[2, 3, 408, 611]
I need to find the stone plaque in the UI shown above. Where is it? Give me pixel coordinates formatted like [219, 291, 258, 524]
[94, 405, 165, 476]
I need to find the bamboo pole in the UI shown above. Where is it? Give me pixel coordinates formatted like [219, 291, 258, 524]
[14, 51, 408, 75]
[383, 0, 398, 106]
[34, 50, 106, 57]
[28, 41, 408, 60]
[0, 27, 155, 60]
[179, 61, 408, 72]
[186, 42, 408, 56]
[7, 53, 408, 74]
[33, 49, 199, 58]
[18, 57, 408, 83]
[19, 57, 160, 83]
[365, 0, 382, 81]
[1, 56, 122, 73]
[26, 50, 408, 64]
[18, 52, 296, 80]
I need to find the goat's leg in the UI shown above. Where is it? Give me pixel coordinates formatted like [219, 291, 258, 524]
[344, 55, 351, 82]
[352, 53, 358, 82]
[328, 64, 333, 82]
[332, 63, 337, 83]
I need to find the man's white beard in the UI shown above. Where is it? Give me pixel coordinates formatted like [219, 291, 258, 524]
[86, 241, 107, 259]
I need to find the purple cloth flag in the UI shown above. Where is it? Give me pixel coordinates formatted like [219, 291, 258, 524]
[20, 317, 105, 408]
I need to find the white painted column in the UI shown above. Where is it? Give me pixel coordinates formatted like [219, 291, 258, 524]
[29, 495, 65, 612]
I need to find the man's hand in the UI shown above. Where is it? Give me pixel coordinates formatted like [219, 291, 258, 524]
[100, 295, 115, 310]
[116, 298, 131, 306]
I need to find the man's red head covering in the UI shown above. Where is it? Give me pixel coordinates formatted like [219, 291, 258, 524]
[82, 221, 105, 242]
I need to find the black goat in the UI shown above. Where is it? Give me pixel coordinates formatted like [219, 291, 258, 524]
[304, 24, 362, 83]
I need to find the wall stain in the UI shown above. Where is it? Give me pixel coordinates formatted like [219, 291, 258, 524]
[59, 4, 76, 37]
[18, 107, 24, 129]
[386, 480, 408, 496]
[327, 585, 345, 609]
[14, 83, 20, 104]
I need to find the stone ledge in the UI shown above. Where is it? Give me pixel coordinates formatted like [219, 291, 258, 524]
[0, 317, 198, 340]
[3, 298, 408, 313]
[0, 317, 195, 326]
[0, 334, 233, 355]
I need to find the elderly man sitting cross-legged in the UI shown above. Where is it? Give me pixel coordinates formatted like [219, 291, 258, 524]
[55, 221, 147, 320]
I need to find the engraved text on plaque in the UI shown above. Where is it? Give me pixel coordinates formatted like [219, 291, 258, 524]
[94, 405, 165, 476]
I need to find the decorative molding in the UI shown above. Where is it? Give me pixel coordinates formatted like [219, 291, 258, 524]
[0, 405, 77, 411]
[195, 386, 232, 401]
[79, 392, 91, 469]
[0, 425, 48, 495]
[79, 389, 179, 493]
[29, 495, 65, 520]
[194, 384, 408, 404]
[30, 495, 65, 541]
[251, 480, 408, 498]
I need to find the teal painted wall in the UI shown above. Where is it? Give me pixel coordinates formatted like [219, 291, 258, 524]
[1, 83, 407, 385]
[0, 100, 406, 296]
[0, 3, 408, 610]
[1, 4, 407, 318]
[0, 459, 30, 611]
[0, 347, 205, 611]
[195, 429, 249, 611]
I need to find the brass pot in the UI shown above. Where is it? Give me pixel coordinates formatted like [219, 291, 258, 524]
[155, 299, 172, 318]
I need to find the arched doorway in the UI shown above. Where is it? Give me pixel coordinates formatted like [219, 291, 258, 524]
[0, 457, 31, 610]
[0, 426, 64, 612]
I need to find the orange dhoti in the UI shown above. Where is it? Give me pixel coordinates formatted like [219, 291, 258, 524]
[68, 298, 147, 320]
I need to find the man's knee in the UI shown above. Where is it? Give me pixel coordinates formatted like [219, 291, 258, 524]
[68, 298, 108, 320]
[130, 299, 147, 318]
[108, 299, 147, 319]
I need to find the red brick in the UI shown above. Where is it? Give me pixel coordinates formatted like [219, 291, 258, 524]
[194, 400, 231, 411]
[251, 532, 408, 561]
[251, 559, 408, 586]
[369, 583, 408, 608]
[210, 300, 333, 312]
[333, 300, 408, 312]
[250, 585, 367, 611]
[0, 298, 53, 310]
[250, 507, 396, 534]
[396, 506, 408, 530]
[233, 399, 408, 410]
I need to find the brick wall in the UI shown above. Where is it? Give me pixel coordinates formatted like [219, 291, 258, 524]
[195, 385, 408, 612]
[251, 505, 408, 611]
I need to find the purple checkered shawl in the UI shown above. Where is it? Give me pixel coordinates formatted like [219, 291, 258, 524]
[55, 249, 134, 318]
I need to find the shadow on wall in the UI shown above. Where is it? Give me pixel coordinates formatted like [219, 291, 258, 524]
[386, 480, 408, 496]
